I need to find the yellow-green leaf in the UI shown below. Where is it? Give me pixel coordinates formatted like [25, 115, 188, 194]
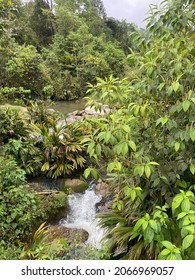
[128, 140, 137, 152]
[145, 165, 151, 178]
[190, 129, 195, 141]
[182, 100, 190, 112]
[175, 142, 180, 152]
[190, 164, 195, 175]
[172, 81, 180, 92]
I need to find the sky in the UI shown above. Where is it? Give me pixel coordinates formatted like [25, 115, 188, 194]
[102, 0, 162, 27]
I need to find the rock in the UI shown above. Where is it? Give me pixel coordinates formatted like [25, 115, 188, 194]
[84, 105, 110, 116]
[59, 178, 88, 193]
[36, 191, 67, 223]
[95, 181, 109, 197]
[66, 104, 111, 124]
[46, 226, 89, 245]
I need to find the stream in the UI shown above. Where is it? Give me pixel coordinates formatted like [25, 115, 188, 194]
[59, 181, 105, 249]
[51, 99, 86, 115]
[51, 101, 106, 249]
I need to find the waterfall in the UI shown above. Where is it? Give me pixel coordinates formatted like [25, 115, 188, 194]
[59, 181, 105, 249]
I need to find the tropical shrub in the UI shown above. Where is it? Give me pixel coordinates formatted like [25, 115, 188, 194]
[34, 119, 89, 179]
[0, 106, 28, 144]
[0, 87, 31, 104]
[0, 156, 38, 243]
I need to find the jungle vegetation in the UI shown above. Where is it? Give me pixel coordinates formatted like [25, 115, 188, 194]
[0, 0, 195, 260]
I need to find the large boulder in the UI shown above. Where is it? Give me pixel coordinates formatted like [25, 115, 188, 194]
[36, 191, 67, 223]
[46, 226, 89, 245]
[59, 178, 88, 193]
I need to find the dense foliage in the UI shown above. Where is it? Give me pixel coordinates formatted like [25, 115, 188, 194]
[82, 0, 195, 260]
[0, 0, 194, 260]
[0, 0, 134, 101]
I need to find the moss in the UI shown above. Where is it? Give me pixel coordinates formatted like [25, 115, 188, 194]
[36, 191, 67, 223]
[59, 178, 88, 193]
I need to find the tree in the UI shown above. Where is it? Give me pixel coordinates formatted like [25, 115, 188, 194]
[83, 0, 195, 260]
[0, 0, 13, 34]
[29, 0, 55, 47]
[105, 18, 136, 54]
[5, 44, 48, 97]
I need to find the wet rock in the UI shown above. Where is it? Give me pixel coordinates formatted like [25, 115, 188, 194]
[59, 178, 88, 193]
[66, 104, 111, 124]
[46, 226, 89, 245]
[95, 180, 109, 197]
[85, 105, 110, 116]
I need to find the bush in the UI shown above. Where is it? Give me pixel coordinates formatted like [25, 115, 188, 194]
[0, 106, 28, 144]
[0, 156, 37, 243]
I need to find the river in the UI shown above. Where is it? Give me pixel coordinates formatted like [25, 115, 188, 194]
[51, 99, 86, 115]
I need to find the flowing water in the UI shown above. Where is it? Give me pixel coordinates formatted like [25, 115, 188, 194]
[59, 181, 105, 249]
[52, 101, 105, 249]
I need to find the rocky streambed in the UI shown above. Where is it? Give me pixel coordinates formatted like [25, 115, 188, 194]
[29, 177, 110, 250]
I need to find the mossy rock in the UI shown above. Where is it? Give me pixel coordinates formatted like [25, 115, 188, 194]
[59, 178, 88, 193]
[36, 191, 67, 223]
[46, 226, 89, 245]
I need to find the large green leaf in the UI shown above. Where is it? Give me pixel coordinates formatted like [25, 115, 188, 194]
[182, 235, 194, 250]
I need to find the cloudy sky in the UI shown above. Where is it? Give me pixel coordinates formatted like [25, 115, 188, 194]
[102, 0, 162, 27]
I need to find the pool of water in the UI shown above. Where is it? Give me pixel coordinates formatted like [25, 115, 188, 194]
[51, 99, 86, 115]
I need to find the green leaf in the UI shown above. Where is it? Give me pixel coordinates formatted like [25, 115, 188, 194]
[140, 106, 146, 117]
[167, 254, 177, 260]
[87, 142, 95, 157]
[148, 161, 159, 165]
[134, 105, 140, 116]
[107, 162, 116, 172]
[182, 235, 194, 250]
[134, 165, 145, 177]
[177, 212, 187, 220]
[175, 142, 180, 152]
[184, 225, 195, 234]
[130, 189, 136, 202]
[190, 164, 195, 175]
[95, 144, 102, 156]
[161, 117, 168, 126]
[84, 168, 91, 179]
[181, 198, 191, 212]
[121, 142, 128, 156]
[142, 221, 149, 231]
[161, 241, 175, 250]
[122, 125, 131, 133]
[145, 165, 151, 178]
[143, 226, 154, 244]
[172, 81, 180, 92]
[128, 140, 137, 152]
[133, 219, 144, 232]
[104, 131, 111, 143]
[172, 194, 183, 212]
[153, 177, 160, 187]
[117, 200, 124, 211]
[182, 100, 190, 112]
[159, 248, 171, 256]
[149, 220, 158, 232]
[190, 129, 195, 142]
[91, 168, 100, 181]
[115, 161, 122, 172]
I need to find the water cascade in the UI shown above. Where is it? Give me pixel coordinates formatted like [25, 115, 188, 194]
[59, 181, 105, 248]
